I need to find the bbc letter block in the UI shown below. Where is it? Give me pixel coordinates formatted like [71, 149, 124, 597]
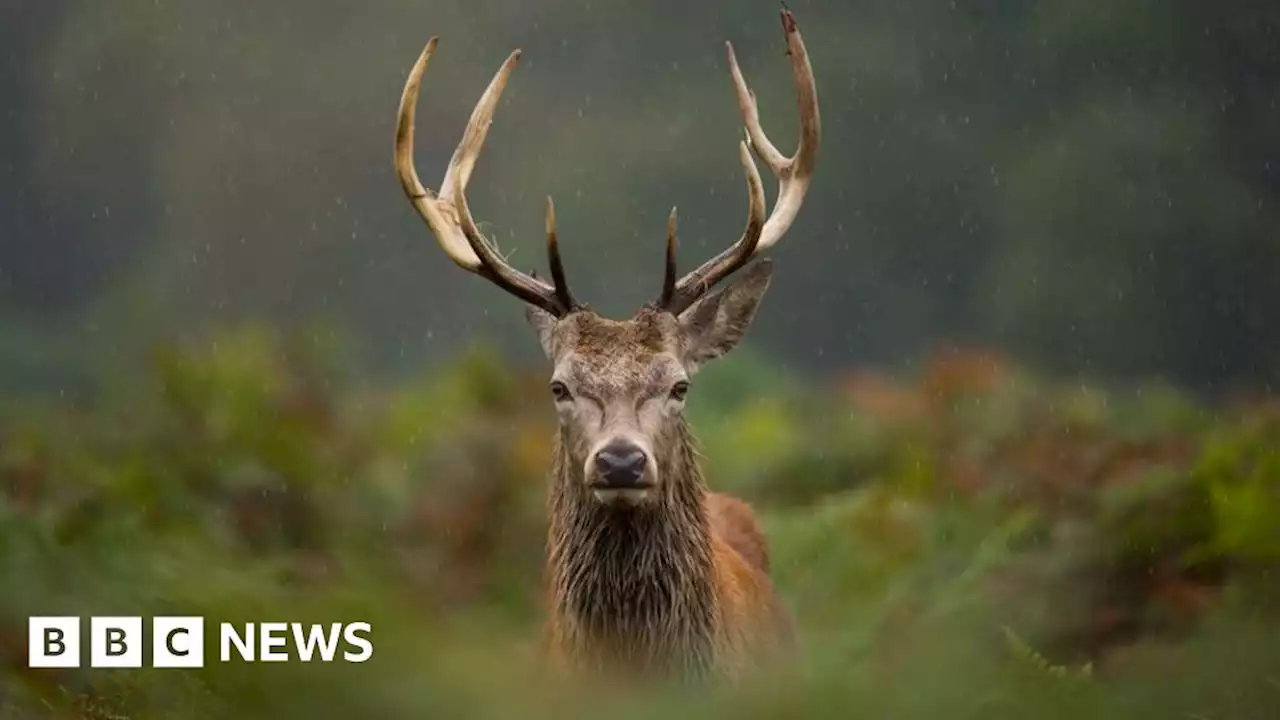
[91, 617, 142, 668]
[28, 617, 80, 668]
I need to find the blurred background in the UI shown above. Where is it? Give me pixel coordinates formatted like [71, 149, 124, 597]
[1, 0, 1278, 718]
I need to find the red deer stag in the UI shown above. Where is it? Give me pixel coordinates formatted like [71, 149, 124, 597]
[393, 9, 820, 683]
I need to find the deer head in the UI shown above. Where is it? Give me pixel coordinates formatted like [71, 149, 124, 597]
[394, 10, 819, 508]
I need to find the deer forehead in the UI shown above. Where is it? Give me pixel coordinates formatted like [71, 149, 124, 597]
[552, 311, 687, 393]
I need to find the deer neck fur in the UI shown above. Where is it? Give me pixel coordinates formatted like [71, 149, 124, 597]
[546, 417, 719, 680]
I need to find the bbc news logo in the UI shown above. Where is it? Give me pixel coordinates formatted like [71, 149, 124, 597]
[28, 617, 372, 668]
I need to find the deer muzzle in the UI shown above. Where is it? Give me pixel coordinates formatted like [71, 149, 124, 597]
[591, 440, 650, 489]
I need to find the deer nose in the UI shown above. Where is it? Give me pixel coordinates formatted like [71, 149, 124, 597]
[594, 442, 648, 488]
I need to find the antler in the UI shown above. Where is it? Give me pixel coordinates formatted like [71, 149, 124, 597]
[395, 38, 578, 316]
[656, 8, 821, 316]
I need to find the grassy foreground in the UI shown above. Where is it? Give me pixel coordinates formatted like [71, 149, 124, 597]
[1, 325, 1277, 718]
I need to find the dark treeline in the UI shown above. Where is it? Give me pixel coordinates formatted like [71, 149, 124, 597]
[2, 0, 1278, 394]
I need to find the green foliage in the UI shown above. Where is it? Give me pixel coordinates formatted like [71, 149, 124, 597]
[1, 327, 1278, 718]
[1192, 411, 1280, 563]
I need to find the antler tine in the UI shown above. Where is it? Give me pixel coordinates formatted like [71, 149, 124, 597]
[660, 206, 679, 307]
[660, 143, 766, 315]
[395, 38, 577, 316]
[658, 8, 821, 316]
[545, 196, 576, 311]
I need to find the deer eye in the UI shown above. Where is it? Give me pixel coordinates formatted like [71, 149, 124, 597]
[669, 381, 690, 402]
[550, 381, 572, 403]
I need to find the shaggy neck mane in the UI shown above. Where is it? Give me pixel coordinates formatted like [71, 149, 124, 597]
[546, 419, 718, 681]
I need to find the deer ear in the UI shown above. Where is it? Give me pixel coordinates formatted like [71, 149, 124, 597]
[678, 259, 773, 371]
[525, 304, 559, 358]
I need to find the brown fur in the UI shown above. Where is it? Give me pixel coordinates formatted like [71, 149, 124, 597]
[708, 492, 771, 575]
